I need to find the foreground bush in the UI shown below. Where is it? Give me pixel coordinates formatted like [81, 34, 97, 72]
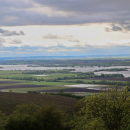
[5, 105, 65, 130]
[68, 86, 130, 130]
[0, 111, 7, 130]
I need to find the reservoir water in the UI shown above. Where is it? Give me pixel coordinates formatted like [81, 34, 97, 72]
[0, 65, 130, 77]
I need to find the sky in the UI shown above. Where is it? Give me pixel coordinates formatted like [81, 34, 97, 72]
[0, 0, 130, 57]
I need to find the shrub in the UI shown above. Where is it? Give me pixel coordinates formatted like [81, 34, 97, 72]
[69, 86, 130, 130]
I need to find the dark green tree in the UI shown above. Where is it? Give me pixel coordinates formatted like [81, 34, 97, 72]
[0, 111, 7, 130]
[34, 105, 64, 130]
[69, 86, 130, 130]
[5, 104, 65, 130]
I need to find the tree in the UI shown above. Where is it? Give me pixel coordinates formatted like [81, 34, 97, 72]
[69, 86, 130, 130]
[13, 104, 39, 116]
[34, 105, 64, 130]
[5, 114, 39, 130]
[5, 104, 65, 130]
[58, 89, 64, 94]
[0, 111, 7, 130]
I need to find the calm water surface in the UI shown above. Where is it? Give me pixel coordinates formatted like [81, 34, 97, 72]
[0, 65, 130, 77]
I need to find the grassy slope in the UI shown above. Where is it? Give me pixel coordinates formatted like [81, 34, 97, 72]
[0, 92, 79, 115]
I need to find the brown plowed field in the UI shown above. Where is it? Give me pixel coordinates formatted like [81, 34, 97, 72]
[85, 77, 130, 82]
[0, 92, 79, 115]
[0, 81, 19, 84]
[0, 85, 52, 89]
[38, 88, 100, 93]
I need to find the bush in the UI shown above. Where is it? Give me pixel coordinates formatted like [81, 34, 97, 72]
[4, 104, 65, 130]
[0, 111, 7, 130]
[27, 91, 40, 94]
[34, 105, 64, 130]
[69, 86, 130, 130]
[5, 114, 39, 130]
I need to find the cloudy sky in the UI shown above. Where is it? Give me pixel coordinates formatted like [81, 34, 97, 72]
[0, 0, 130, 57]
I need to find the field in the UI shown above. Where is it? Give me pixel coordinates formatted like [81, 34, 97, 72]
[0, 92, 79, 115]
[0, 68, 129, 94]
[0, 80, 101, 94]
[0, 70, 102, 93]
[0, 70, 76, 80]
[0, 58, 130, 117]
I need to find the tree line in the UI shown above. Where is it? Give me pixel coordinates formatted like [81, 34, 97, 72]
[22, 69, 75, 74]
[68, 80, 129, 86]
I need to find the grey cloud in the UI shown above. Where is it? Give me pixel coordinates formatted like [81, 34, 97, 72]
[0, 28, 25, 36]
[117, 21, 130, 31]
[43, 34, 75, 40]
[105, 24, 123, 32]
[66, 35, 73, 38]
[0, 0, 33, 9]
[0, 28, 4, 33]
[68, 39, 80, 43]
[9, 39, 22, 44]
[0, 0, 130, 30]
[0, 37, 5, 44]
[34, 0, 130, 14]
[19, 31, 24, 35]
[43, 33, 60, 39]
[111, 25, 123, 31]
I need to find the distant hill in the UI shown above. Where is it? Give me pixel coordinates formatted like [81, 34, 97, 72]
[0, 54, 130, 60]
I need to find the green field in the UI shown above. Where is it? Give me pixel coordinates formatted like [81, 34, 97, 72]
[0, 71, 76, 80]
[5, 86, 72, 92]
[0, 70, 129, 95]
[33, 73, 76, 79]
[24, 81, 78, 85]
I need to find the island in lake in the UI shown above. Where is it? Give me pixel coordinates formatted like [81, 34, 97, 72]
[94, 68, 128, 72]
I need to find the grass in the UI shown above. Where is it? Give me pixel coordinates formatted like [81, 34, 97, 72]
[63, 79, 129, 83]
[33, 73, 76, 79]
[0, 74, 33, 78]
[23, 81, 78, 86]
[0, 92, 79, 115]
[0, 79, 13, 81]
[0, 70, 22, 74]
[75, 92, 93, 96]
[0, 71, 76, 80]
[0, 83, 21, 87]
[4, 86, 71, 92]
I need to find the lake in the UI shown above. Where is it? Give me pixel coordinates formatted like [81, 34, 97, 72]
[0, 65, 130, 77]
[65, 84, 100, 88]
